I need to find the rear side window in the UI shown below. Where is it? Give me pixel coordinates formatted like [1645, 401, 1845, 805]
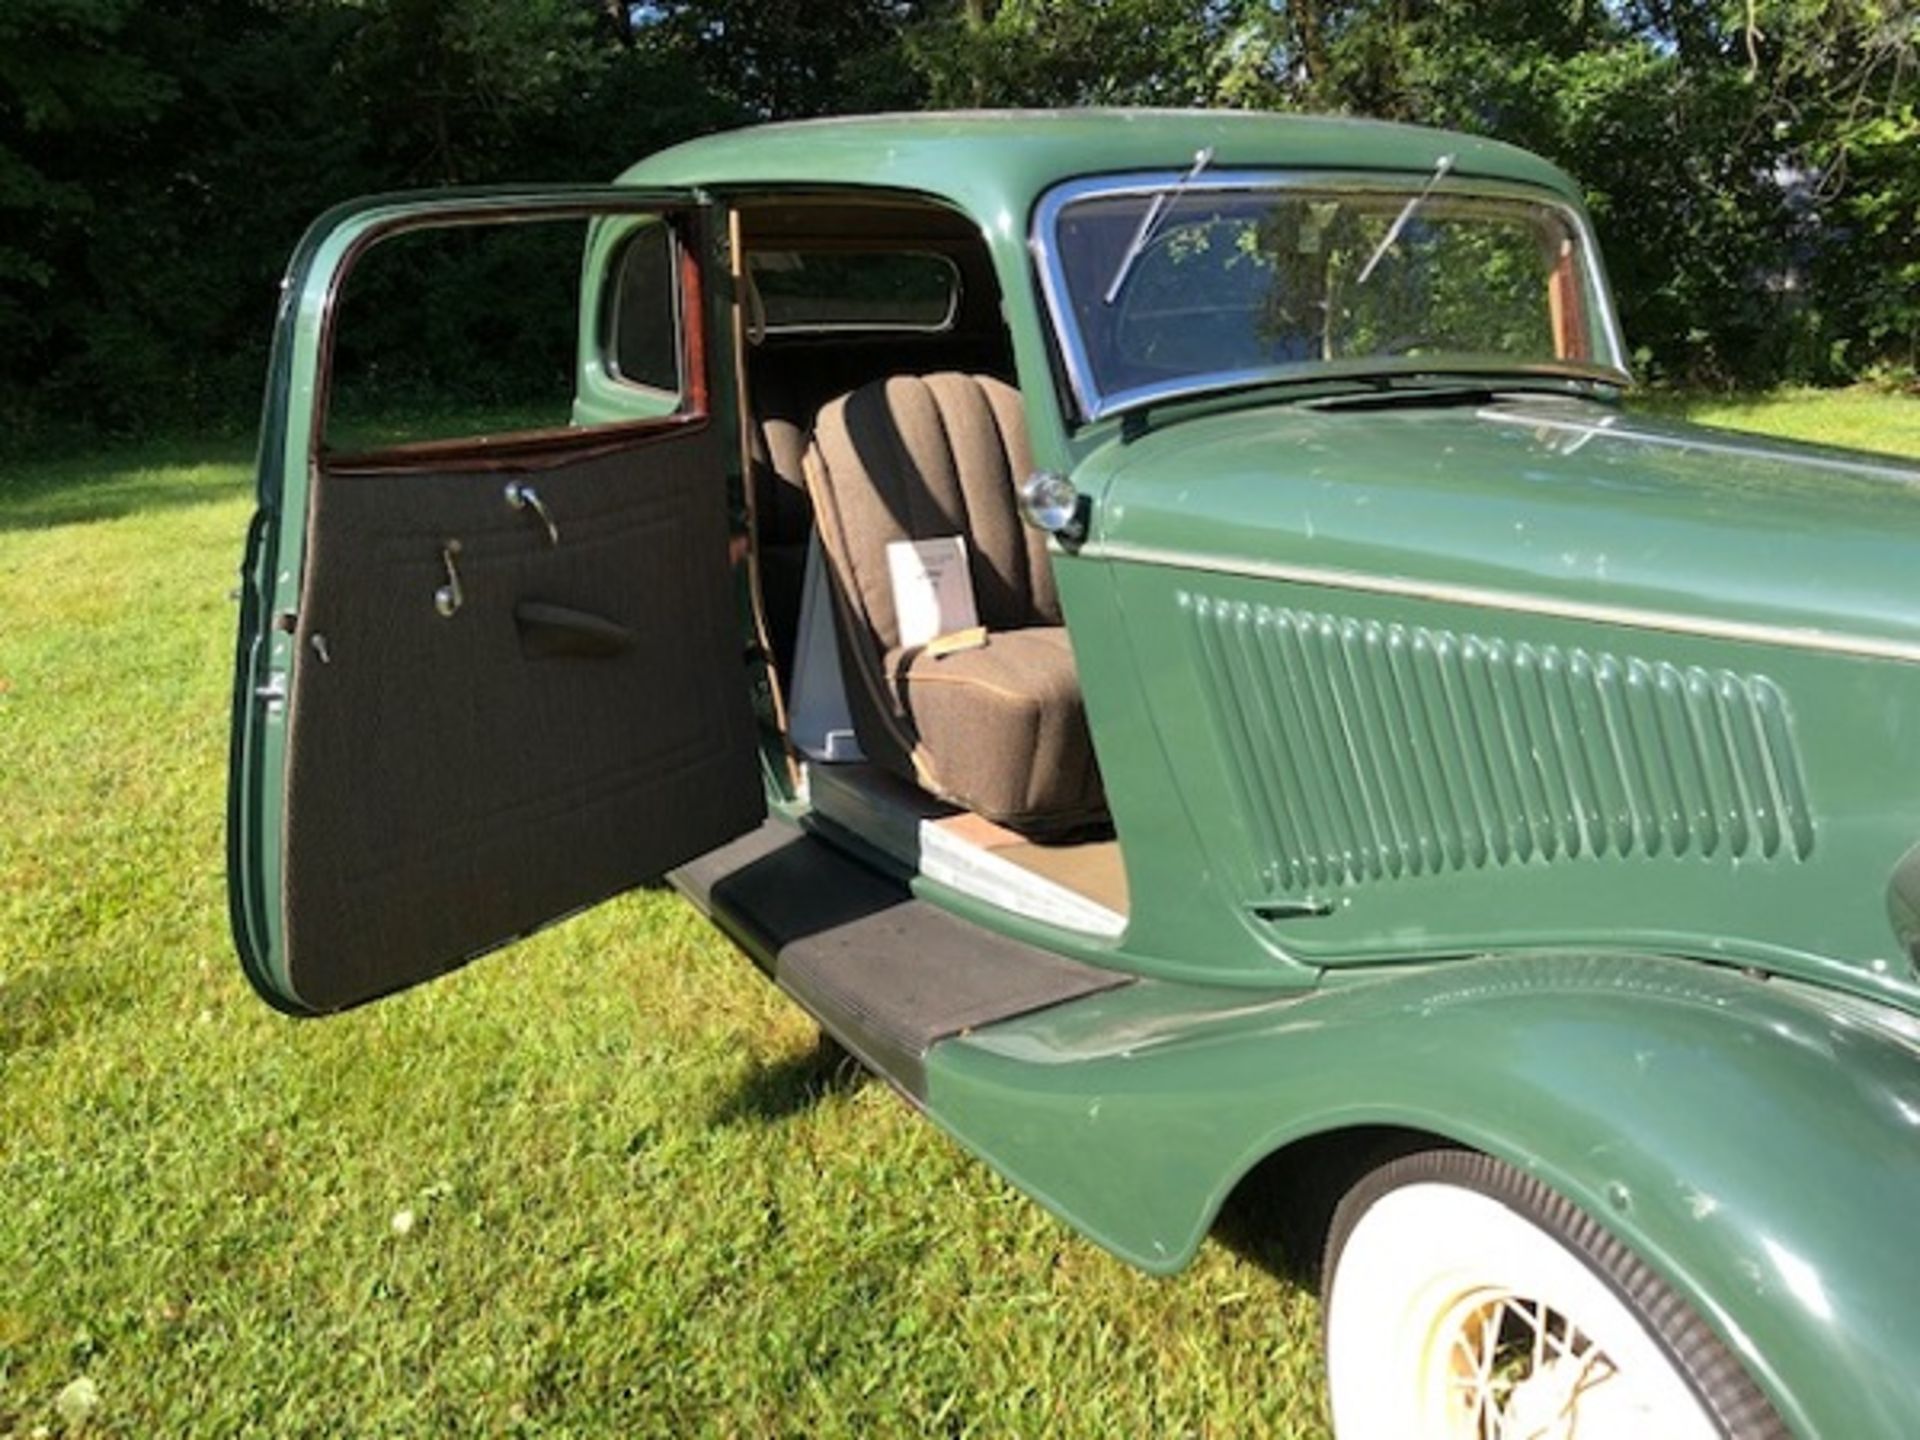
[748, 250, 959, 333]
[608, 220, 682, 393]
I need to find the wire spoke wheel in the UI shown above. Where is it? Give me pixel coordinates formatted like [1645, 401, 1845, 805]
[1322, 1150, 1789, 1440]
[1441, 1288, 1628, 1438]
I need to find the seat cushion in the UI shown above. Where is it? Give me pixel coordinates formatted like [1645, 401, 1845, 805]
[888, 628, 1105, 830]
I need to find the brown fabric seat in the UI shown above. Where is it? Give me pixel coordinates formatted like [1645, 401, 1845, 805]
[747, 402, 811, 679]
[806, 372, 1106, 831]
[887, 630, 1103, 825]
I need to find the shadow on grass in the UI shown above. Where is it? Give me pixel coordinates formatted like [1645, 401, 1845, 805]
[1208, 1128, 1444, 1295]
[0, 435, 257, 534]
[712, 1031, 868, 1126]
[0, 476, 252, 534]
[0, 408, 549, 534]
[1210, 1156, 1323, 1292]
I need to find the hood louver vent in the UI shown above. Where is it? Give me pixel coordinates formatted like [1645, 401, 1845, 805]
[1181, 592, 1815, 893]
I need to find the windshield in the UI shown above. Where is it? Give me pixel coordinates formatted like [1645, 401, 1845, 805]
[1040, 175, 1626, 418]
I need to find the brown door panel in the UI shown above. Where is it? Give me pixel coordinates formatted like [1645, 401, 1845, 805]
[281, 423, 763, 1012]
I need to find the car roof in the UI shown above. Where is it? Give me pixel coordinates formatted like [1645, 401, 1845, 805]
[617, 109, 1585, 219]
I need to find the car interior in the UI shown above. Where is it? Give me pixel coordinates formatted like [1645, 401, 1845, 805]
[729, 194, 1128, 938]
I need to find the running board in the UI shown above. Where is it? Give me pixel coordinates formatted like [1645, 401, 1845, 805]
[670, 820, 1131, 1099]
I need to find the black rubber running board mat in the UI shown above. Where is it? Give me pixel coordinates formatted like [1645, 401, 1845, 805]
[671, 820, 1131, 1098]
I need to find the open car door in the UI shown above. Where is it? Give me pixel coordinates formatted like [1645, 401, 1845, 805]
[228, 188, 764, 1014]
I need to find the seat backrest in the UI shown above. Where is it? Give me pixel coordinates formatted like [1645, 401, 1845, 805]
[746, 363, 813, 548]
[806, 372, 1057, 657]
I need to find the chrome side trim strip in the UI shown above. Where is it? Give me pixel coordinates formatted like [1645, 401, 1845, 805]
[1086, 539, 1920, 667]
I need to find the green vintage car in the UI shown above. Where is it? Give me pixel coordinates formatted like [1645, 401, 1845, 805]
[228, 110, 1920, 1438]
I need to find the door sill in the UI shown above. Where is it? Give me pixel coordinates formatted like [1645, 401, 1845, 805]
[806, 763, 1127, 939]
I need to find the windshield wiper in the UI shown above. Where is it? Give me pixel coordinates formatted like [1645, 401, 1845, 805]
[1102, 146, 1215, 306]
[1354, 152, 1455, 287]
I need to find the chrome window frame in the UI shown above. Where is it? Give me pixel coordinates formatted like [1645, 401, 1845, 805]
[1030, 169, 1633, 423]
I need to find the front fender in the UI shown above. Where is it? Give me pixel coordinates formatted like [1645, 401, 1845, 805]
[925, 952, 1920, 1439]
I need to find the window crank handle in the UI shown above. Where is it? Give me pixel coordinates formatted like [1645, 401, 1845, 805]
[505, 481, 561, 546]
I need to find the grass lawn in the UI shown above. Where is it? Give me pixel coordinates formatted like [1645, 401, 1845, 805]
[1634, 384, 1920, 454]
[2, 387, 1916, 1437]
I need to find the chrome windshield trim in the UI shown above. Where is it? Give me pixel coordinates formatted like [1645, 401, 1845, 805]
[1030, 169, 1632, 424]
[1084, 539, 1920, 668]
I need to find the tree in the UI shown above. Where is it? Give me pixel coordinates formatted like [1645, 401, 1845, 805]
[0, 0, 174, 414]
[2, 0, 1914, 436]
[646, 0, 923, 118]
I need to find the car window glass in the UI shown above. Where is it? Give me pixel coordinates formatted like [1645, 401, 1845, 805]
[325, 217, 592, 451]
[609, 219, 681, 393]
[1049, 182, 1617, 412]
[748, 250, 958, 332]
[1112, 202, 1564, 367]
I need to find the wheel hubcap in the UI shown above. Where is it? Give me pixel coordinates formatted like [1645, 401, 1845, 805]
[1437, 1290, 1640, 1439]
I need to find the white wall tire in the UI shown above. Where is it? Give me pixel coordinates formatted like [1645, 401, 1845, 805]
[1323, 1149, 1787, 1440]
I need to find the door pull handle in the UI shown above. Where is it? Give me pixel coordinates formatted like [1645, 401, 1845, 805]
[505, 481, 561, 546]
[513, 601, 634, 658]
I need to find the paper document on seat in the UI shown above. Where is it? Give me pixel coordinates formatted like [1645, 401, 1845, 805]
[887, 536, 979, 649]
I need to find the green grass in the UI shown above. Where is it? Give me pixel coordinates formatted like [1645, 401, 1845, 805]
[0, 432, 1322, 1437]
[1631, 383, 1920, 456]
[2, 386, 1916, 1437]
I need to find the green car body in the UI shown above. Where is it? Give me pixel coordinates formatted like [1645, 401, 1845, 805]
[230, 112, 1920, 1437]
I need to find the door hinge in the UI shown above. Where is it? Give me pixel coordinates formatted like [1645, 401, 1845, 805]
[255, 670, 288, 712]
